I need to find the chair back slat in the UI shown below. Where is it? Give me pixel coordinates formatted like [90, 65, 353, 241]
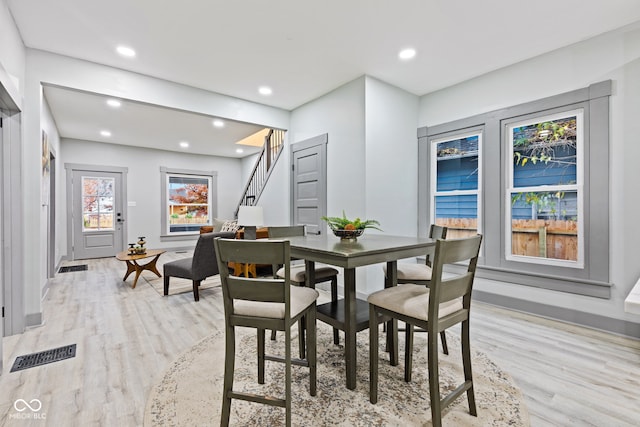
[430, 224, 448, 240]
[268, 225, 305, 238]
[214, 238, 292, 318]
[217, 238, 290, 265]
[226, 276, 286, 303]
[429, 235, 482, 316]
[439, 273, 474, 303]
[435, 236, 482, 266]
[425, 224, 448, 267]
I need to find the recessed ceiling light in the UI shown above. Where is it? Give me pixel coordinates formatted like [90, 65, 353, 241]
[116, 45, 136, 58]
[258, 86, 272, 96]
[100, 130, 111, 137]
[398, 48, 416, 60]
[179, 141, 189, 148]
[106, 99, 122, 108]
[236, 148, 244, 154]
[213, 119, 225, 128]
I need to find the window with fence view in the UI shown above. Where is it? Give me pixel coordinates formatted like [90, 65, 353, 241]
[431, 133, 481, 240]
[507, 110, 582, 265]
[167, 174, 212, 234]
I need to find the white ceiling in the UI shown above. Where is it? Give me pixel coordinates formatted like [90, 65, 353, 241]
[42, 86, 266, 157]
[8, 0, 640, 157]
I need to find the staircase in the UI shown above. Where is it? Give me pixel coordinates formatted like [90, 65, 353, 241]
[234, 128, 285, 217]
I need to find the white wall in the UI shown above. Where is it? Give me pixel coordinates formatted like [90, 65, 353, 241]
[419, 22, 640, 326]
[360, 77, 420, 295]
[61, 139, 243, 250]
[41, 97, 62, 277]
[0, 0, 25, 101]
[281, 76, 421, 295]
[365, 76, 419, 237]
[290, 77, 367, 220]
[0, 0, 25, 336]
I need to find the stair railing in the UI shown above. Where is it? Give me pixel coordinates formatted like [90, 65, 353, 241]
[234, 128, 285, 217]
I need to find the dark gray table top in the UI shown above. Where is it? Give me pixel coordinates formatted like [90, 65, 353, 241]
[282, 233, 435, 269]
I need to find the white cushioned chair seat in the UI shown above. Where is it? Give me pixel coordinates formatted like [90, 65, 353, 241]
[367, 284, 462, 321]
[383, 263, 432, 281]
[276, 264, 339, 283]
[233, 286, 319, 319]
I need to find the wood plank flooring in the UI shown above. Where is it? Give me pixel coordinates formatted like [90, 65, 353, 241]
[1, 253, 639, 426]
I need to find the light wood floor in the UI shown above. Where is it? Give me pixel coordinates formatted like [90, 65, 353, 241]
[1, 252, 639, 426]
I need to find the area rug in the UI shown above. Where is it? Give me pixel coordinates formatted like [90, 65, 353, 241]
[143, 272, 222, 296]
[144, 323, 530, 426]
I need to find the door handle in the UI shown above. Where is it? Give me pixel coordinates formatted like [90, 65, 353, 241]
[117, 218, 126, 223]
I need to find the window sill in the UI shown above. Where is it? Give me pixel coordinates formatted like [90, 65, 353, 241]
[160, 233, 199, 242]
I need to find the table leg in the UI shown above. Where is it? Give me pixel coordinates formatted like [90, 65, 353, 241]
[131, 262, 144, 289]
[302, 260, 316, 361]
[145, 254, 163, 277]
[129, 254, 163, 289]
[344, 267, 357, 389]
[385, 261, 398, 366]
[123, 260, 136, 281]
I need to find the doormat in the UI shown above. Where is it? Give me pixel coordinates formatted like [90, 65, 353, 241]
[10, 344, 77, 372]
[58, 265, 88, 273]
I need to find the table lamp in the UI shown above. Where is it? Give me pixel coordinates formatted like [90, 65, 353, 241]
[237, 205, 264, 240]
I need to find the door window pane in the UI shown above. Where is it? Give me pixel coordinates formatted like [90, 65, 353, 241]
[82, 177, 115, 231]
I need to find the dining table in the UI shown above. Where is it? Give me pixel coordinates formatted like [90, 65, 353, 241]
[284, 233, 436, 390]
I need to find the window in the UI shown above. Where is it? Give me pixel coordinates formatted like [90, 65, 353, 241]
[430, 132, 482, 239]
[506, 109, 583, 268]
[418, 81, 611, 298]
[160, 167, 217, 237]
[82, 176, 114, 231]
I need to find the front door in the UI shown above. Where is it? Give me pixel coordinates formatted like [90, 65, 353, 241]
[70, 168, 126, 259]
[291, 134, 327, 235]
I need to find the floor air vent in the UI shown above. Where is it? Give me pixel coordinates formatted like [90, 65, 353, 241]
[58, 265, 88, 273]
[10, 344, 77, 372]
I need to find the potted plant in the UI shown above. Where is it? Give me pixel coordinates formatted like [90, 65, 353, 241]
[322, 211, 381, 241]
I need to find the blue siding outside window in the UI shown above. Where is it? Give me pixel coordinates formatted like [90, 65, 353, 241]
[434, 135, 479, 221]
[435, 195, 478, 219]
[436, 156, 479, 191]
[513, 145, 577, 187]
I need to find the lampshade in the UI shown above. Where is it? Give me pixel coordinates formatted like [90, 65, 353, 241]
[237, 205, 264, 226]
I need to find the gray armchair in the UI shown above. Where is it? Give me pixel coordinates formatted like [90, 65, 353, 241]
[163, 231, 236, 301]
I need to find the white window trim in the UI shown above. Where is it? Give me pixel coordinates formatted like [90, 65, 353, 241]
[165, 173, 213, 236]
[160, 166, 218, 239]
[429, 131, 483, 243]
[505, 108, 584, 268]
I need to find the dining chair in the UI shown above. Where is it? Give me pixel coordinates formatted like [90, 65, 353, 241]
[268, 225, 341, 352]
[214, 238, 319, 427]
[162, 231, 235, 301]
[382, 224, 449, 353]
[369, 234, 482, 427]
